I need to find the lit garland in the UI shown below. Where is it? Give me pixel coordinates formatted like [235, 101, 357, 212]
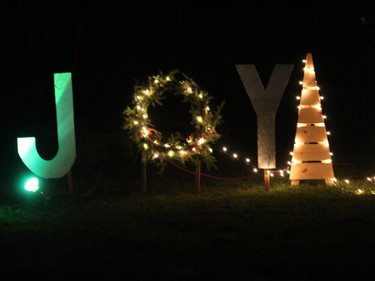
[123, 70, 224, 170]
[219, 143, 369, 187]
[219, 145, 291, 177]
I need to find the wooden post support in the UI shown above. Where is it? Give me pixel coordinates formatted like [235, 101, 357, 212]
[291, 180, 299, 186]
[264, 169, 270, 192]
[325, 178, 334, 185]
[67, 169, 73, 194]
[195, 157, 201, 193]
[141, 151, 147, 193]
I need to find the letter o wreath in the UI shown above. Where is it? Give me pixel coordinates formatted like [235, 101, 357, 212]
[123, 70, 222, 166]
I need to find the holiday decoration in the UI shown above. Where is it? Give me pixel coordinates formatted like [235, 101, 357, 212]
[123, 70, 223, 191]
[289, 53, 335, 185]
[236, 64, 293, 190]
[24, 177, 39, 192]
[17, 72, 76, 179]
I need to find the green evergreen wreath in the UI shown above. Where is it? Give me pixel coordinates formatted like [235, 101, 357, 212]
[123, 70, 224, 170]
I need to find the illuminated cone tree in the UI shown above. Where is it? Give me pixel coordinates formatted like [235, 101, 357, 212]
[289, 53, 335, 185]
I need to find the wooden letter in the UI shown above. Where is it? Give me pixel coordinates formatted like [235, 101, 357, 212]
[17, 73, 76, 178]
[236, 64, 294, 169]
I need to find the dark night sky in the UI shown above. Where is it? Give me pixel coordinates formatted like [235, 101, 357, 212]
[1, 2, 375, 180]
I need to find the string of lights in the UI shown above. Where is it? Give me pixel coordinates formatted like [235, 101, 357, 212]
[218, 145, 290, 177]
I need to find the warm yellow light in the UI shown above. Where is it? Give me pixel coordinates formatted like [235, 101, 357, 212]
[356, 189, 364, 195]
[143, 89, 151, 96]
[294, 141, 302, 146]
[141, 126, 149, 136]
[319, 140, 329, 146]
[222, 147, 227, 152]
[233, 153, 238, 158]
[133, 120, 139, 125]
[198, 138, 206, 145]
[253, 168, 258, 173]
[143, 143, 149, 150]
[303, 67, 315, 73]
[168, 150, 175, 157]
[314, 123, 325, 127]
[196, 116, 203, 123]
[245, 158, 250, 163]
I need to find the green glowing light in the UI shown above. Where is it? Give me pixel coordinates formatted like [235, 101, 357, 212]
[17, 72, 76, 179]
[24, 177, 39, 192]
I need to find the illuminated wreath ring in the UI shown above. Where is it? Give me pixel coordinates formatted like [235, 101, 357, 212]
[123, 70, 223, 167]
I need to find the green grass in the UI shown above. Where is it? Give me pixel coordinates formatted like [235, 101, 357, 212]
[2, 172, 375, 280]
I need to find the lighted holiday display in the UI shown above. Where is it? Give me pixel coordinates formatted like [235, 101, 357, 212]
[17, 72, 76, 179]
[289, 53, 335, 185]
[236, 64, 293, 190]
[7, 59, 368, 194]
[236, 64, 293, 170]
[123, 70, 223, 191]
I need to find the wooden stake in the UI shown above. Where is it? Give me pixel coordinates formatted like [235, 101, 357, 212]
[195, 157, 201, 193]
[67, 169, 73, 194]
[291, 180, 299, 186]
[264, 169, 270, 192]
[141, 151, 147, 193]
[325, 178, 334, 185]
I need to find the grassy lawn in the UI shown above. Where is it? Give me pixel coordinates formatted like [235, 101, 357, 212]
[1, 171, 375, 281]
